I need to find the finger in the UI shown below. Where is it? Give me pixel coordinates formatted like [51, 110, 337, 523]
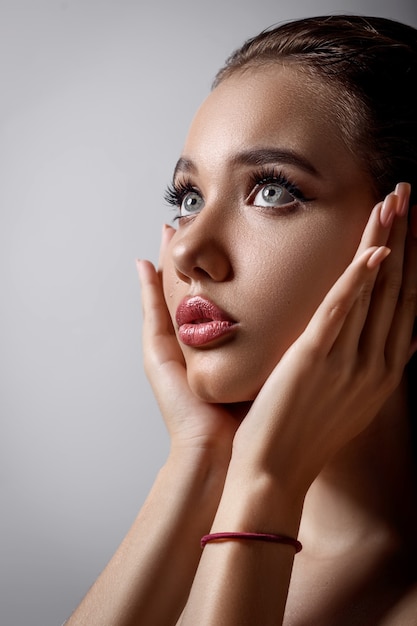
[353, 184, 409, 258]
[381, 182, 410, 223]
[304, 246, 390, 357]
[334, 190, 404, 357]
[358, 184, 411, 354]
[359, 209, 409, 355]
[137, 259, 169, 331]
[136, 259, 176, 344]
[158, 223, 176, 271]
[385, 205, 417, 369]
[395, 182, 411, 216]
[353, 198, 388, 258]
[330, 271, 381, 359]
[136, 259, 194, 432]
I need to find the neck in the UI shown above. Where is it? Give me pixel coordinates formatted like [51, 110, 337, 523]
[299, 376, 417, 555]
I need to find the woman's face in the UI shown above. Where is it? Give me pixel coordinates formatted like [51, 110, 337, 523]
[162, 66, 378, 403]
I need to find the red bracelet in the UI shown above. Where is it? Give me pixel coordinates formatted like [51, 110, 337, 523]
[200, 532, 302, 553]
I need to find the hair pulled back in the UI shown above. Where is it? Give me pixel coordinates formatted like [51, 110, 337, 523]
[214, 15, 417, 206]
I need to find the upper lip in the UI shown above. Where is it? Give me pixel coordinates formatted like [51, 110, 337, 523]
[175, 296, 236, 327]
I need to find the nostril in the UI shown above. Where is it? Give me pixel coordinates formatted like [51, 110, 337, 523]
[193, 266, 213, 278]
[171, 225, 233, 282]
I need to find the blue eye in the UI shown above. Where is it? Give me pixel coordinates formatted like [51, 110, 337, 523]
[164, 181, 205, 221]
[180, 190, 205, 216]
[253, 182, 295, 207]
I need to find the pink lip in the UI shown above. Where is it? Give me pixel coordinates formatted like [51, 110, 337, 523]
[175, 296, 237, 347]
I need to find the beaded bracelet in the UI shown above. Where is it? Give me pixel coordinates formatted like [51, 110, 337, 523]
[200, 532, 302, 553]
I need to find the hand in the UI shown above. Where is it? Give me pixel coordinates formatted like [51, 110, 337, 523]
[231, 184, 417, 493]
[137, 225, 244, 461]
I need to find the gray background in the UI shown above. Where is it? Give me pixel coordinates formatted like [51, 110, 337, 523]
[1, 1, 416, 625]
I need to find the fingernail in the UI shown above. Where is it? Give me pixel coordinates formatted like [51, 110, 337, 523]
[380, 194, 397, 227]
[367, 246, 391, 269]
[394, 182, 411, 216]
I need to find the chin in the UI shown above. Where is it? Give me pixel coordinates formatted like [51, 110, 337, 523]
[187, 369, 259, 404]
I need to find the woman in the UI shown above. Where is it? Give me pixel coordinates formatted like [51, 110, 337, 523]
[66, 14, 417, 625]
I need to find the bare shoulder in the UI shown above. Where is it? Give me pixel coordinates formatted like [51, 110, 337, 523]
[380, 584, 417, 625]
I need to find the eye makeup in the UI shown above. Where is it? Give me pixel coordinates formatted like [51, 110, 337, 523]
[164, 165, 314, 221]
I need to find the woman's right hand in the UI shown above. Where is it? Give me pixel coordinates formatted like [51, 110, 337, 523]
[137, 225, 244, 462]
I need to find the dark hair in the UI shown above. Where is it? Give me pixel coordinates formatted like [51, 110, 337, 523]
[214, 15, 417, 206]
[215, 15, 417, 450]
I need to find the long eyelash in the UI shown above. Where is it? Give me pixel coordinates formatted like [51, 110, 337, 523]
[249, 167, 309, 202]
[164, 179, 196, 208]
[164, 179, 200, 222]
[163, 167, 311, 218]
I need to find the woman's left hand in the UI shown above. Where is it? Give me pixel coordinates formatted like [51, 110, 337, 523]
[230, 184, 417, 496]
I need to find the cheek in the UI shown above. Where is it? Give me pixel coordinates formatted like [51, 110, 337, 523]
[242, 218, 363, 358]
[161, 209, 368, 404]
[267, 225, 358, 319]
[262, 219, 355, 297]
[181, 247, 354, 405]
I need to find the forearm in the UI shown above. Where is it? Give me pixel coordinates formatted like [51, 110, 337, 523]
[180, 465, 305, 626]
[66, 447, 229, 626]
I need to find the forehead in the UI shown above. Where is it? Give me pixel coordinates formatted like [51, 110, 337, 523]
[182, 65, 359, 179]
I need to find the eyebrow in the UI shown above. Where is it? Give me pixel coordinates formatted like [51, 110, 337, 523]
[173, 147, 319, 179]
[233, 148, 319, 176]
[173, 157, 196, 179]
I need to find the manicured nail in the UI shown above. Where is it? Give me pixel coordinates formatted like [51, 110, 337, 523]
[380, 193, 397, 227]
[394, 182, 411, 216]
[367, 246, 391, 269]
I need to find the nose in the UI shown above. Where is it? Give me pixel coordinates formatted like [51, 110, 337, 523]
[171, 210, 233, 284]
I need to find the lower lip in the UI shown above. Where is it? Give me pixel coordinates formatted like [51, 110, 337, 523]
[178, 321, 236, 346]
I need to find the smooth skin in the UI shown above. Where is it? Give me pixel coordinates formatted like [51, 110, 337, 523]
[66, 67, 417, 625]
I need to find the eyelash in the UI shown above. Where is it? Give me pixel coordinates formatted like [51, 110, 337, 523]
[248, 167, 309, 204]
[164, 167, 310, 220]
[164, 179, 197, 213]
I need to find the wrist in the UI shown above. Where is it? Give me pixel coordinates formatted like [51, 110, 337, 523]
[169, 437, 231, 468]
[230, 420, 322, 499]
[163, 444, 231, 510]
[210, 460, 306, 538]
